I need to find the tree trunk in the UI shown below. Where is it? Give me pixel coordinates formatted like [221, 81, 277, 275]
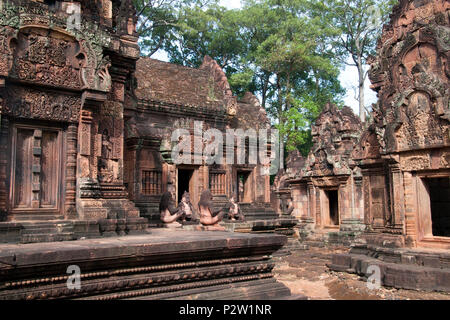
[276, 74, 283, 124]
[285, 70, 291, 112]
[357, 59, 366, 123]
[261, 74, 269, 109]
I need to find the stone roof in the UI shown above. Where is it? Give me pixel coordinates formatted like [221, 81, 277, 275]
[134, 57, 226, 109]
[229, 92, 271, 130]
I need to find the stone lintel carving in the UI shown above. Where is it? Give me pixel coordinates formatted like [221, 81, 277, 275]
[4, 85, 81, 123]
[82, 90, 108, 109]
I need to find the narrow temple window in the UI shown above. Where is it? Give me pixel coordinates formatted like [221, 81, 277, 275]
[141, 170, 162, 196]
[210, 172, 226, 195]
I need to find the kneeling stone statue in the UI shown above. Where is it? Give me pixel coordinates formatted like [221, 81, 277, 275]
[178, 191, 199, 224]
[228, 195, 245, 221]
[198, 190, 226, 231]
[159, 192, 184, 228]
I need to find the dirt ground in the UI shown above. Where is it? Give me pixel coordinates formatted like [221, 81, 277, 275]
[273, 246, 450, 300]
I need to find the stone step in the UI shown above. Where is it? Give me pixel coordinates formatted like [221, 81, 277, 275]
[20, 221, 74, 235]
[21, 227, 74, 235]
[106, 209, 141, 219]
[21, 232, 75, 244]
[329, 251, 450, 292]
[13, 215, 65, 221]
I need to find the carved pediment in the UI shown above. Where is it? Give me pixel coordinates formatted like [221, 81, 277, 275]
[303, 103, 362, 177]
[368, 0, 449, 154]
[9, 27, 85, 89]
[0, 1, 113, 92]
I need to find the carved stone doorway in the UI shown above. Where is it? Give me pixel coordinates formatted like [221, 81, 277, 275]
[327, 190, 339, 226]
[177, 169, 194, 204]
[421, 177, 450, 238]
[9, 124, 63, 217]
[237, 171, 251, 203]
[320, 189, 340, 227]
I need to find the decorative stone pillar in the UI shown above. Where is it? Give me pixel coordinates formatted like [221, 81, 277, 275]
[340, 175, 365, 233]
[0, 79, 7, 220]
[390, 163, 406, 234]
[65, 123, 78, 219]
[403, 171, 417, 246]
[338, 180, 348, 221]
[362, 174, 371, 228]
[353, 175, 364, 221]
[306, 181, 316, 228]
[264, 173, 270, 203]
[77, 91, 107, 221]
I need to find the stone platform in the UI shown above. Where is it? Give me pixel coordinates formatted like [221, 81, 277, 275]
[0, 230, 293, 300]
[221, 217, 297, 234]
[328, 244, 450, 292]
[221, 217, 304, 255]
[0, 218, 148, 244]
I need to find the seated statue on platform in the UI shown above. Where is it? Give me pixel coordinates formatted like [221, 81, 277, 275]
[159, 192, 185, 228]
[228, 195, 245, 221]
[198, 190, 226, 231]
[178, 191, 199, 224]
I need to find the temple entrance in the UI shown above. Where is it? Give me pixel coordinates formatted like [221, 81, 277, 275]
[236, 171, 251, 203]
[9, 124, 63, 214]
[321, 189, 339, 226]
[423, 177, 450, 237]
[327, 190, 339, 226]
[325, 190, 339, 226]
[177, 169, 194, 203]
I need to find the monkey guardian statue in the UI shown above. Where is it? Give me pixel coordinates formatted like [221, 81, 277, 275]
[198, 190, 226, 231]
[159, 191, 185, 228]
[228, 195, 245, 221]
[178, 191, 199, 224]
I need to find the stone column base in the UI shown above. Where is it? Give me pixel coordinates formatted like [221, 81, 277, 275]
[340, 218, 365, 232]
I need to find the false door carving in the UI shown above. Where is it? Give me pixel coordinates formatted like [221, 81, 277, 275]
[10, 125, 63, 214]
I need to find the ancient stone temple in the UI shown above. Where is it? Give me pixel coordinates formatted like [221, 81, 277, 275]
[0, 1, 294, 300]
[0, 0, 283, 241]
[0, 0, 148, 241]
[125, 55, 291, 233]
[329, 0, 450, 291]
[286, 103, 365, 246]
[271, 150, 304, 216]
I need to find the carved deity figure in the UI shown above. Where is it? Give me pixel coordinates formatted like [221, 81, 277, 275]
[198, 190, 226, 230]
[238, 178, 244, 202]
[101, 129, 113, 159]
[228, 195, 245, 221]
[178, 191, 198, 223]
[284, 199, 294, 216]
[98, 129, 115, 182]
[159, 191, 185, 228]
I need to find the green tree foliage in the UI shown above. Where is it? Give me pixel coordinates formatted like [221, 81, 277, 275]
[307, 0, 397, 121]
[134, 0, 394, 155]
[134, 0, 217, 56]
[240, 0, 345, 152]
